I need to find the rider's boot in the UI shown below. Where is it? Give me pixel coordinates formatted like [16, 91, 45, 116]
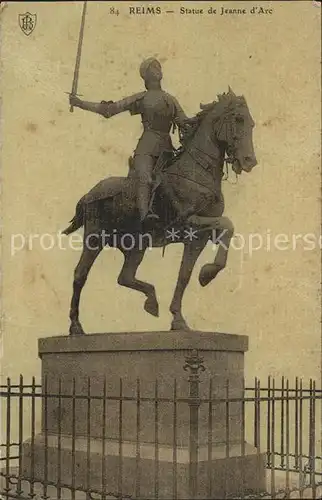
[138, 183, 160, 225]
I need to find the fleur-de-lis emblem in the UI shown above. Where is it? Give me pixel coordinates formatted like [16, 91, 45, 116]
[183, 349, 206, 376]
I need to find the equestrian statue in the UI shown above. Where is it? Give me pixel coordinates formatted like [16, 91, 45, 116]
[64, 4, 257, 335]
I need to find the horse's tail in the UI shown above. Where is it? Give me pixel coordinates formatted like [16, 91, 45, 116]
[61, 197, 85, 235]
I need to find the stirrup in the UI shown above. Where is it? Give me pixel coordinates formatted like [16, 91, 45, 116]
[145, 212, 160, 221]
[141, 212, 160, 226]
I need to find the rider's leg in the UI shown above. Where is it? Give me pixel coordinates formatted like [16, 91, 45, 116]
[133, 154, 159, 222]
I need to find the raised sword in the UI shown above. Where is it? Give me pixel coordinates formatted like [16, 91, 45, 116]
[68, 1, 87, 112]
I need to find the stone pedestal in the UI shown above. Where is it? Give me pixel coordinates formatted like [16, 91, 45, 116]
[22, 331, 266, 499]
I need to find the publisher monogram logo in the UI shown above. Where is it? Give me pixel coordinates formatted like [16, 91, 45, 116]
[19, 12, 37, 36]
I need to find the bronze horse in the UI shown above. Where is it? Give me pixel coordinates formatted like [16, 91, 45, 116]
[63, 89, 257, 335]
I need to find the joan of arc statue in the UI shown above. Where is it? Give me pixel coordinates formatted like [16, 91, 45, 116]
[70, 57, 192, 223]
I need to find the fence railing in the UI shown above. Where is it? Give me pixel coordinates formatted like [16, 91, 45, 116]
[0, 370, 321, 499]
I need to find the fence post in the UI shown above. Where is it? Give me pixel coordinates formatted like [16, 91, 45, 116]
[309, 380, 316, 492]
[5, 378, 11, 497]
[184, 349, 205, 499]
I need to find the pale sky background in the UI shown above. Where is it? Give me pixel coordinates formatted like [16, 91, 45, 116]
[0, 1, 321, 386]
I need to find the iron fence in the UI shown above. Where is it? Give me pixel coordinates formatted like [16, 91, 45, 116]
[0, 361, 321, 499]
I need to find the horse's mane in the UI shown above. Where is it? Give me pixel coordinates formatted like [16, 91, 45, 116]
[180, 91, 232, 146]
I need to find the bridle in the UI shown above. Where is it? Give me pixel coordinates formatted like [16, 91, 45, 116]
[184, 106, 241, 184]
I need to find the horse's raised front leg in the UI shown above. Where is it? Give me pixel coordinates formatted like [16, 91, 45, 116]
[118, 248, 159, 317]
[170, 236, 208, 331]
[188, 215, 235, 287]
[69, 245, 102, 336]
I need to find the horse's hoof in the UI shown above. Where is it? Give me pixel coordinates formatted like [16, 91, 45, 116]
[170, 318, 191, 331]
[199, 264, 222, 287]
[144, 297, 159, 317]
[69, 322, 85, 336]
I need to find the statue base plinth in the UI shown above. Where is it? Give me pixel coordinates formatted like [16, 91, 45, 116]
[23, 435, 265, 499]
[22, 331, 266, 499]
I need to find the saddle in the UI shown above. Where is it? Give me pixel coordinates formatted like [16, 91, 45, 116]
[83, 150, 181, 207]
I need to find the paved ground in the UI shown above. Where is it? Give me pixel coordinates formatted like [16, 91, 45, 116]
[0, 476, 118, 499]
[1, 470, 321, 499]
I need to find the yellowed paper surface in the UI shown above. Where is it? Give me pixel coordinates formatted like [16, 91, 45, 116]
[0, 0, 321, 381]
[0, 2, 321, 498]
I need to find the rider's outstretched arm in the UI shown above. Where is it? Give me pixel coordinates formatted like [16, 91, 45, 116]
[69, 92, 146, 118]
[72, 100, 107, 115]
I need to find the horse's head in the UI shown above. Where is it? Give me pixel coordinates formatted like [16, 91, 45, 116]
[201, 87, 257, 174]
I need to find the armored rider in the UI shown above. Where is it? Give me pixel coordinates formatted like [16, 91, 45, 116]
[69, 57, 192, 223]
